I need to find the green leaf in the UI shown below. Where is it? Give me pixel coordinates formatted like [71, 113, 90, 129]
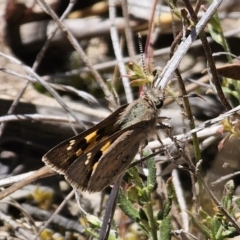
[138, 208, 151, 233]
[127, 185, 139, 204]
[191, 214, 212, 238]
[208, 11, 223, 46]
[145, 152, 156, 193]
[222, 87, 239, 99]
[162, 178, 173, 218]
[212, 217, 223, 240]
[118, 189, 140, 221]
[221, 180, 234, 212]
[127, 166, 144, 188]
[159, 217, 171, 240]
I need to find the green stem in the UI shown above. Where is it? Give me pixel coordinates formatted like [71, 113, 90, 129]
[145, 202, 158, 240]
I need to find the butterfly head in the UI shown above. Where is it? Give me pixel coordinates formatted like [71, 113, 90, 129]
[143, 88, 164, 110]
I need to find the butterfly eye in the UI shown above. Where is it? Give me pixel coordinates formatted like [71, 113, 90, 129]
[155, 99, 163, 109]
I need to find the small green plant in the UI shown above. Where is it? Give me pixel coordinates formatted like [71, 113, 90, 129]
[118, 150, 173, 240]
[191, 180, 238, 240]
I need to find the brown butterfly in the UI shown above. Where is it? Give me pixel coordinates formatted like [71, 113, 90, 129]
[42, 88, 164, 192]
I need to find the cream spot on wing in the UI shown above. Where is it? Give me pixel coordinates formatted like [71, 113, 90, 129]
[69, 140, 76, 146]
[67, 146, 72, 151]
[87, 152, 91, 159]
[85, 152, 92, 165]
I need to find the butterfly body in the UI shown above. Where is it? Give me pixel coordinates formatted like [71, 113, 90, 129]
[43, 88, 164, 192]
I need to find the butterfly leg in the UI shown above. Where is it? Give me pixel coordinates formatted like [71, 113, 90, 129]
[138, 139, 149, 167]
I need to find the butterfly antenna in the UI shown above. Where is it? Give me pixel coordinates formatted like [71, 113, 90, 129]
[165, 93, 205, 101]
[138, 33, 148, 79]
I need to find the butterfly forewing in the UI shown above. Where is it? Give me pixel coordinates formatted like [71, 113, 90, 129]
[42, 104, 128, 174]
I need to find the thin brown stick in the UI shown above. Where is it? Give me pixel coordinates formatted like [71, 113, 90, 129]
[0, 166, 54, 200]
[36, 0, 117, 109]
[182, 0, 232, 111]
[120, 0, 136, 60]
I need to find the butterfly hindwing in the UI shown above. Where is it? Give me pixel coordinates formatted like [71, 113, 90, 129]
[88, 130, 141, 191]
